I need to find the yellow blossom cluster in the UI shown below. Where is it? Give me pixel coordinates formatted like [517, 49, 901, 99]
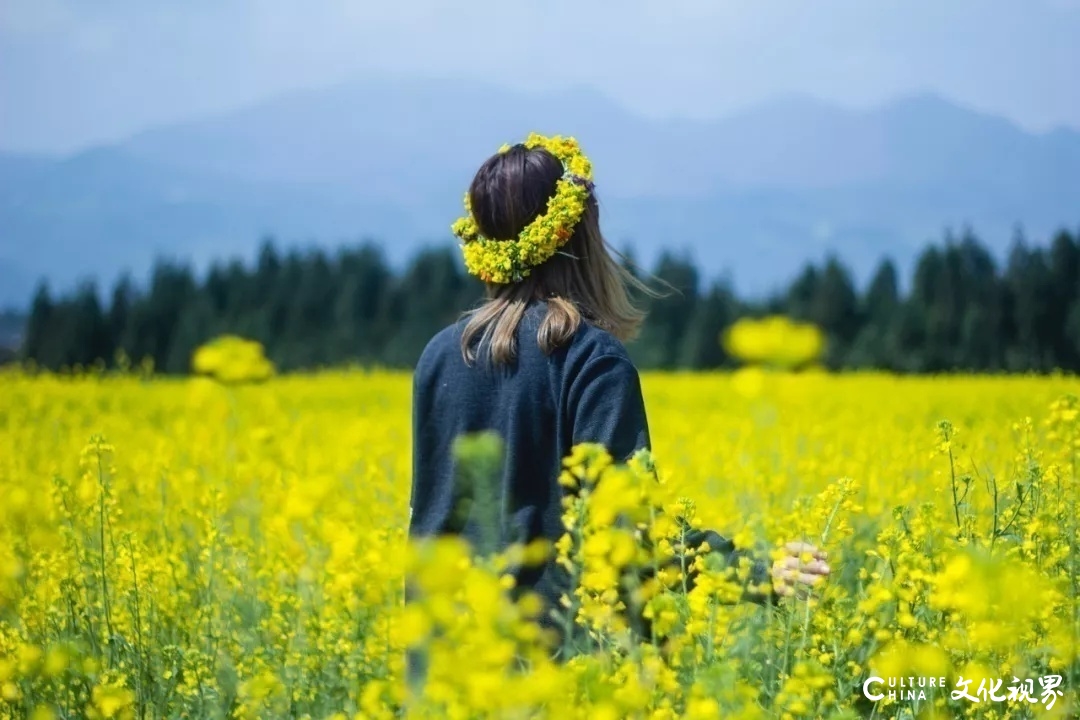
[1, 367, 1078, 719]
[722, 316, 825, 370]
[191, 335, 275, 384]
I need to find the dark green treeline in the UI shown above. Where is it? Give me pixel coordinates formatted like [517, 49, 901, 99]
[19, 226, 1080, 374]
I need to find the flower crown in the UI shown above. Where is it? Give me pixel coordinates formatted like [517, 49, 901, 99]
[451, 133, 594, 284]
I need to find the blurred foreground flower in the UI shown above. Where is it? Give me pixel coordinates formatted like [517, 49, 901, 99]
[722, 315, 824, 369]
[191, 335, 275, 384]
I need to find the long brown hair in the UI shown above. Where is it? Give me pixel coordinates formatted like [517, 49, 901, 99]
[459, 144, 654, 365]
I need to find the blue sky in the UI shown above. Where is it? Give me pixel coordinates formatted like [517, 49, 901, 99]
[2, 0, 1079, 154]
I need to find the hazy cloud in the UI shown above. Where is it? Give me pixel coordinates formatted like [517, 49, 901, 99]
[2, 0, 1078, 153]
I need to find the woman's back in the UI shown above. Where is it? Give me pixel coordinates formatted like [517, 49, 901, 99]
[410, 299, 649, 561]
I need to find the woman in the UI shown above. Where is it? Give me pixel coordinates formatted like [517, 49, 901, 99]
[409, 134, 829, 643]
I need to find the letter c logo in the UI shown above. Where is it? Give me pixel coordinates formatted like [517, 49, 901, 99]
[864, 677, 884, 701]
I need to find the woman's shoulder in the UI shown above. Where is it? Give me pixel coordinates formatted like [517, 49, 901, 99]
[565, 315, 636, 367]
[416, 320, 465, 374]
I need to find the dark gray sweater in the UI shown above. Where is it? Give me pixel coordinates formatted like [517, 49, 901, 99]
[409, 301, 774, 640]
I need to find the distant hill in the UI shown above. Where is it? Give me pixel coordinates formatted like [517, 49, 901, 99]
[2, 76, 1078, 306]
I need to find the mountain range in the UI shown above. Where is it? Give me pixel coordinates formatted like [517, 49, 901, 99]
[2, 75, 1078, 307]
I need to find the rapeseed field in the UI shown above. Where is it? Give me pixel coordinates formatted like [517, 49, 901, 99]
[1, 365, 1078, 719]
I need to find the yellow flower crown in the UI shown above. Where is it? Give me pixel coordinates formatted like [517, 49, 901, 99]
[451, 133, 594, 284]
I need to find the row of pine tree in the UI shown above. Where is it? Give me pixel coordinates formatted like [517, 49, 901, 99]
[17, 225, 1080, 374]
